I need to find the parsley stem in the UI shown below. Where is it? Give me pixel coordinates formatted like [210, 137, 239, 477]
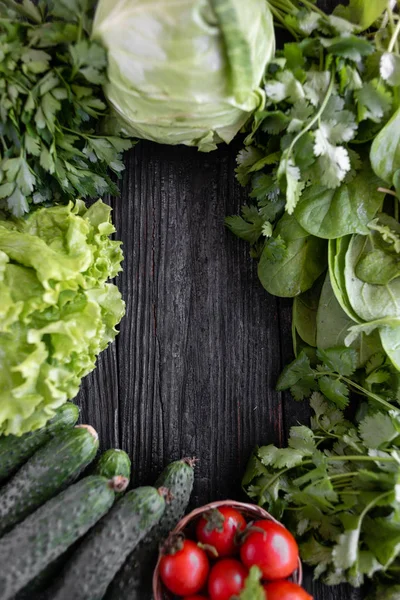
[286, 68, 335, 168]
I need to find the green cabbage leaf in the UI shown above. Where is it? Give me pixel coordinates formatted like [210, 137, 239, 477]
[0, 200, 125, 435]
[93, 0, 275, 151]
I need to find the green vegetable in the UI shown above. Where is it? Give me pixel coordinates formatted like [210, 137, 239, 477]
[51, 487, 167, 600]
[370, 107, 400, 186]
[333, 0, 388, 30]
[258, 214, 327, 297]
[243, 392, 400, 588]
[0, 475, 124, 600]
[92, 449, 131, 494]
[106, 458, 195, 600]
[0, 199, 125, 436]
[0, 424, 99, 536]
[0, 0, 133, 216]
[293, 165, 383, 239]
[239, 566, 265, 600]
[92, 0, 275, 151]
[0, 402, 79, 484]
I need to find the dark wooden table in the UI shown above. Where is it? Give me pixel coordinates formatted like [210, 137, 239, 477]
[76, 1, 363, 597]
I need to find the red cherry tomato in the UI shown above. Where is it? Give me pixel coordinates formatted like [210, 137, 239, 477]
[196, 507, 246, 557]
[208, 558, 248, 600]
[159, 539, 209, 596]
[184, 597, 210, 600]
[240, 520, 299, 580]
[263, 581, 313, 599]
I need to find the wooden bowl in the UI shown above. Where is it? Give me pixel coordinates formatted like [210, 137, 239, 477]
[153, 499, 303, 599]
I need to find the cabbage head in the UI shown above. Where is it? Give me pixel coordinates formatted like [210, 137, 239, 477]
[92, 0, 275, 151]
[0, 200, 125, 436]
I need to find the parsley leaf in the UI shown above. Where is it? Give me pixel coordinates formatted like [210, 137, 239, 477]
[0, 0, 134, 215]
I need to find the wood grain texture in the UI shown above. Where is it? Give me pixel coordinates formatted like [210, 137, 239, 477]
[76, 0, 363, 597]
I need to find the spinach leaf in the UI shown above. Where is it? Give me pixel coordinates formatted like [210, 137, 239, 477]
[356, 248, 400, 284]
[294, 166, 383, 239]
[344, 234, 400, 321]
[316, 273, 354, 348]
[380, 326, 400, 371]
[370, 107, 400, 185]
[328, 237, 362, 323]
[316, 274, 382, 367]
[258, 214, 327, 298]
[292, 276, 324, 348]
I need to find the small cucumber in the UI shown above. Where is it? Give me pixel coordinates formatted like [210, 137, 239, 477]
[0, 475, 126, 600]
[0, 403, 79, 484]
[50, 486, 167, 600]
[0, 425, 99, 536]
[105, 458, 195, 600]
[92, 448, 131, 493]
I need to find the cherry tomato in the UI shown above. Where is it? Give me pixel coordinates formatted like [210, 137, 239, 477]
[208, 558, 248, 600]
[263, 581, 313, 600]
[183, 596, 210, 600]
[196, 507, 246, 557]
[240, 520, 299, 580]
[159, 539, 209, 596]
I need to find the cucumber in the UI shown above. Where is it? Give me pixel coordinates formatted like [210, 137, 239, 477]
[92, 449, 131, 494]
[0, 425, 99, 536]
[0, 403, 79, 484]
[0, 475, 125, 600]
[50, 486, 167, 600]
[105, 458, 195, 600]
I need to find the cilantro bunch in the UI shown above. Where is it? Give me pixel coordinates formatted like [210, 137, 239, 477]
[243, 392, 400, 589]
[0, 0, 133, 216]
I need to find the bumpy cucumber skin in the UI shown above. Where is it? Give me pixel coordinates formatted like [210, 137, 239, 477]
[0, 403, 79, 484]
[0, 425, 99, 536]
[0, 476, 115, 600]
[92, 449, 131, 493]
[105, 459, 195, 600]
[50, 486, 166, 600]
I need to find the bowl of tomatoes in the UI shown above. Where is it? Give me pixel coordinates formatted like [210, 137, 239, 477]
[153, 500, 310, 600]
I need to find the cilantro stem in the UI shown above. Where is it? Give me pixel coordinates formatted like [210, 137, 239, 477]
[378, 187, 399, 199]
[311, 369, 396, 412]
[388, 15, 400, 54]
[341, 376, 396, 411]
[328, 455, 396, 463]
[286, 68, 335, 168]
[267, 4, 299, 39]
[300, 0, 326, 18]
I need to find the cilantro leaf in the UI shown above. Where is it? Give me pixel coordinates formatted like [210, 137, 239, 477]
[359, 412, 399, 449]
[225, 205, 265, 245]
[276, 351, 316, 400]
[319, 376, 350, 409]
[317, 347, 358, 376]
[355, 81, 392, 123]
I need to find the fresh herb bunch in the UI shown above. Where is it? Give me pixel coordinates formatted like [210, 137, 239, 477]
[243, 392, 400, 589]
[0, 0, 133, 216]
[226, 0, 400, 294]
